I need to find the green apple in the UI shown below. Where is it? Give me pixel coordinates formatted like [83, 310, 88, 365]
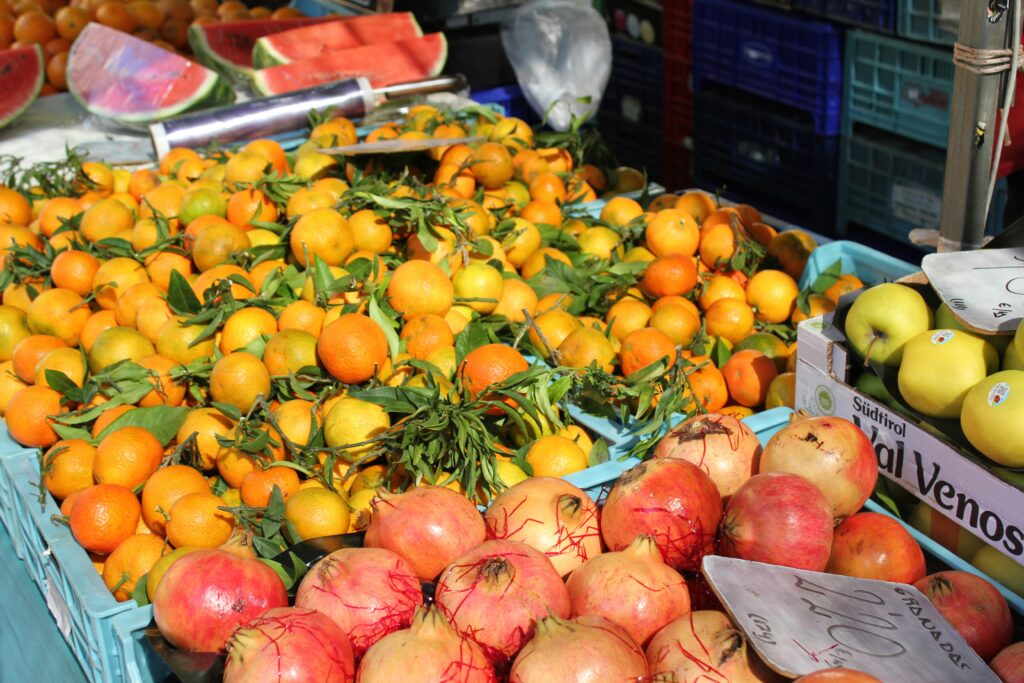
[972, 545, 1024, 597]
[909, 500, 985, 561]
[1016, 322, 1024, 363]
[1004, 342, 1024, 371]
[844, 284, 933, 366]
[898, 329, 999, 419]
[936, 303, 1010, 353]
[961, 370, 1024, 467]
[855, 373, 901, 410]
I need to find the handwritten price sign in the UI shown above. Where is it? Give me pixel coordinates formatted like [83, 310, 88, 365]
[702, 556, 999, 682]
[922, 248, 1024, 334]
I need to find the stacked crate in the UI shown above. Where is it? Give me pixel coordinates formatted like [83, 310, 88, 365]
[690, 0, 843, 233]
[836, 2, 1007, 246]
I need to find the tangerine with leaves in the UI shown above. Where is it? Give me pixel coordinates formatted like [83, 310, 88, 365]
[527, 308, 580, 359]
[136, 354, 186, 407]
[317, 313, 389, 385]
[619, 327, 678, 377]
[94, 426, 164, 489]
[824, 274, 865, 304]
[80, 197, 134, 243]
[51, 250, 100, 297]
[746, 269, 799, 324]
[525, 435, 588, 478]
[38, 196, 81, 237]
[0, 305, 30, 363]
[606, 298, 653, 342]
[241, 466, 300, 507]
[599, 196, 643, 228]
[722, 349, 778, 408]
[12, 333, 65, 383]
[400, 314, 454, 361]
[176, 407, 232, 471]
[791, 293, 836, 324]
[386, 260, 454, 319]
[458, 343, 529, 405]
[140, 464, 210, 535]
[42, 438, 95, 501]
[640, 255, 698, 298]
[103, 533, 169, 601]
[645, 209, 700, 257]
[683, 359, 729, 413]
[674, 191, 717, 223]
[69, 483, 141, 554]
[34, 346, 86, 388]
[557, 326, 617, 373]
[290, 208, 354, 267]
[649, 303, 701, 347]
[165, 491, 235, 548]
[209, 351, 271, 413]
[470, 142, 514, 189]
[704, 298, 755, 346]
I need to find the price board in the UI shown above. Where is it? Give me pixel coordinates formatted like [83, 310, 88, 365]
[702, 556, 999, 682]
[921, 247, 1024, 334]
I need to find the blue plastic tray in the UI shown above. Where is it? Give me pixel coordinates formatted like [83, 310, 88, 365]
[795, 0, 896, 33]
[471, 84, 538, 124]
[842, 30, 954, 150]
[693, 0, 844, 135]
[799, 239, 918, 289]
[897, 0, 957, 45]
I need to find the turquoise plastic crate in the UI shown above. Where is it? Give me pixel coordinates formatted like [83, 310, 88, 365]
[897, 0, 957, 45]
[0, 443, 36, 561]
[843, 30, 954, 150]
[111, 606, 171, 683]
[799, 240, 917, 290]
[1, 447, 147, 683]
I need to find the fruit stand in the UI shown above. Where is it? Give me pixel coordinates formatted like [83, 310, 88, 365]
[0, 0, 1023, 682]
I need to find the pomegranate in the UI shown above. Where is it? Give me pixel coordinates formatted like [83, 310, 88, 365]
[435, 539, 570, 662]
[721, 472, 834, 572]
[826, 512, 926, 584]
[565, 535, 691, 646]
[758, 415, 877, 521]
[991, 642, 1024, 683]
[294, 547, 422, 657]
[653, 412, 762, 498]
[224, 607, 355, 683]
[152, 549, 287, 652]
[646, 611, 780, 683]
[484, 477, 601, 577]
[509, 614, 647, 682]
[600, 458, 722, 571]
[793, 670, 882, 682]
[365, 486, 487, 580]
[357, 605, 497, 683]
[913, 571, 1012, 661]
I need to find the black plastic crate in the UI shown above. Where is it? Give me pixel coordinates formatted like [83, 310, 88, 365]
[605, 0, 665, 47]
[693, 86, 839, 234]
[599, 112, 665, 182]
[793, 0, 896, 33]
[602, 37, 665, 129]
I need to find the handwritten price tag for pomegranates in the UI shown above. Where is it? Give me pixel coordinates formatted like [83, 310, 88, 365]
[922, 247, 1024, 334]
[702, 556, 999, 682]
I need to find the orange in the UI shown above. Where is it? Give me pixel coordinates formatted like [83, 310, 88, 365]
[78, 310, 117, 354]
[577, 226, 622, 260]
[520, 199, 563, 228]
[619, 327, 677, 377]
[290, 208, 354, 267]
[285, 187, 333, 219]
[674, 191, 717, 223]
[512, 149, 549, 183]
[13, 10, 54, 44]
[12, 334, 65, 383]
[722, 349, 779, 408]
[155, 316, 216, 365]
[51, 250, 100, 296]
[698, 221, 738, 269]
[347, 209, 393, 253]
[406, 226, 456, 266]
[434, 164, 475, 198]
[733, 332, 791, 373]
[240, 466, 300, 507]
[226, 188, 277, 229]
[24, 288, 89, 347]
[492, 118, 534, 154]
[87, 326, 155, 374]
[191, 264, 253, 301]
[165, 491, 235, 548]
[457, 343, 529, 404]
[91, 404, 134, 439]
[470, 142, 514, 189]
[137, 354, 186, 407]
[278, 300, 325, 336]
[704, 298, 755, 346]
[93, 257, 150, 310]
[649, 303, 701, 347]
[791, 293, 837, 324]
[0, 187, 28, 226]
[528, 172, 567, 204]
[386, 260, 455, 318]
[209, 352, 271, 413]
[698, 274, 747, 311]
[80, 197, 134, 243]
[42, 438, 96, 501]
[128, 0, 164, 28]
[527, 309, 580, 359]
[645, 209, 700, 257]
[684, 358, 729, 412]
[0, 361, 27, 415]
[93, 426, 164, 489]
[145, 251, 193, 292]
[191, 221, 250, 272]
[747, 222, 778, 247]
[400, 314, 453, 360]
[113, 282, 162, 328]
[525, 435, 588, 478]
[219, 307, 277, 355]
[242, 138, 287, 175]
[492, 277, 538, 324]
[824, 274, 865, 304]
[767, 230, 817, 280]
[262, 329, 318, 376]
[0, 305, 30, 363]
[745, 269, 799, 324]
[176, 407, 232, 471]
[135, 297, 174, 344]
[557, 327, 616, 373]
[317, 313, 389, 385]
[140, 184, 187, 228]
[520, 247, 572, 280]
[599, 196, 643, 228]
[38, 196, 82, 237]
[34, 346, 86, 388]
[640, 255, 698, 298]
[0, 224, 42, 256]
[605, 298, 653, 342]
[69, 483, 140, 555]
[497, 217, 540, 268]
[102, 533, 168, 601]
[54, 5, 87, 39]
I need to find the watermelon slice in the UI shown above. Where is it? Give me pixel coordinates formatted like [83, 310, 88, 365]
[251, 11, 422, 69]
[68, 24, 234, 125]
[189, 17, 340, 82]
[0, 45, 44, 130]
[251, 33, 447, 97]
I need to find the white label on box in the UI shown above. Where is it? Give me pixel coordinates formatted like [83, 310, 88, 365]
[891, 184, 942, 227]
[796, 360, 1024, 561]
[44, 575, 72, 640]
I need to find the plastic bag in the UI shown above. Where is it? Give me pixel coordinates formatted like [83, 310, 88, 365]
[502, 0, 612, 131]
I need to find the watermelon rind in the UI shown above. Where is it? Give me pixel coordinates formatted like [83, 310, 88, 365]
[251, 12, 423, 70]
[70, 68, 234, 125]
[188, 18, 335, 83]
[0, 44, 45, 130]
[251, 33, 447, 98]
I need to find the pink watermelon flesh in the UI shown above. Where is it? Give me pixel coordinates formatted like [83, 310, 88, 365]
[188, 17, 339, 74]
[0, 44, 44, 129]
[252, 33, 447, 96]
[251, 11, 422, 68]
[68, 23, 233, 124]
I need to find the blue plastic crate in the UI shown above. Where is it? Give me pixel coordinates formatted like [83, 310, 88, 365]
[794, 0, 896, 32]
[602, 37, 665, 129]
[842, 30, 954, 149]
[897, 0, 957, 45]
[693, 0, 844, 135]
[471, 84, 538, 124]
[692, 86, 839, 236]
[799, 239, 917, 289]
[0, 437, 35, 561]
[837, 127, 1006, 247]
[1, 447, 146, 683]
